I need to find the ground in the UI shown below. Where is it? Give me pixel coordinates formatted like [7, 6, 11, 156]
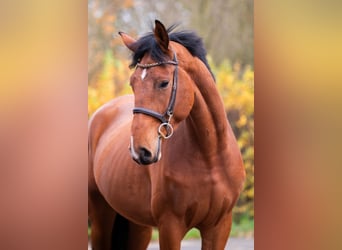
[147, 238, 254, 250]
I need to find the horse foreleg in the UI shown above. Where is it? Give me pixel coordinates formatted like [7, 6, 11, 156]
[200, 212, 233, 250]
[126, 222, 152, 250]
[157, 216, 187, 250]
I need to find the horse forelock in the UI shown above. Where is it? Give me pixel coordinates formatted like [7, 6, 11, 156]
[129, 24, 215, 81]
[129, 33, 168, 68]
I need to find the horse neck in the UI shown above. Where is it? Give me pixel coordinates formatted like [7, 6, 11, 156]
[184, 57, 229, 158]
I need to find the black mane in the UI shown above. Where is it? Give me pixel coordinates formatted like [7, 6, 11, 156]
[129, 25, 215, 81]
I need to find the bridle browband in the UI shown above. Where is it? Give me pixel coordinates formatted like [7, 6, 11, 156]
[133, 52, 178, 139]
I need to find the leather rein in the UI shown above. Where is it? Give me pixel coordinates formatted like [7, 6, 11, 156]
[133, 52, 178, 139]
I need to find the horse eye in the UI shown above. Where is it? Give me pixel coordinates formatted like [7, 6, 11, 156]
[159, 81, 169, 89]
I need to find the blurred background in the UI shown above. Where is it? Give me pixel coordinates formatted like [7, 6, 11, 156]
[88, 0, 254, 239]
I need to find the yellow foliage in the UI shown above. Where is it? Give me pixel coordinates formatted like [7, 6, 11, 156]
[236, 114, 247, 128]
[88, 51, 132, 117]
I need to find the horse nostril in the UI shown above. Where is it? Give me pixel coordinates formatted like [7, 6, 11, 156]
[139, 147, 152, 158]
[138, 147, 153, 165]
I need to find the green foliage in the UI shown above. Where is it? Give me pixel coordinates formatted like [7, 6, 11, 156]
[231, 216, 254, 238]
[88, 52, 254, 227]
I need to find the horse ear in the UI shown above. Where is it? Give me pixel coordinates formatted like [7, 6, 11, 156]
[118, 31, 137, 52]
[154, 20, 169, 53]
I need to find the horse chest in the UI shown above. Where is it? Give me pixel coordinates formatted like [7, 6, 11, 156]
[151, 168, 232, 226]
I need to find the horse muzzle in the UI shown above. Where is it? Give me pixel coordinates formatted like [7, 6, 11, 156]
[129, 136, 162, 165]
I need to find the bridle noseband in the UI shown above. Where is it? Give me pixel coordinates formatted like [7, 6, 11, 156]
[133, 52, 178, 139]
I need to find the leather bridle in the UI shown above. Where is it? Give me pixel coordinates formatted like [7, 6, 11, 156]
[133, 52, 178, 139]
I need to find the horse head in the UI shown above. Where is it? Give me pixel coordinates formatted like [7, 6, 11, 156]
[119, 20, 195, 165]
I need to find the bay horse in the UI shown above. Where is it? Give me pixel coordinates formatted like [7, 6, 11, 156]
[88, 20, 245, 250]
